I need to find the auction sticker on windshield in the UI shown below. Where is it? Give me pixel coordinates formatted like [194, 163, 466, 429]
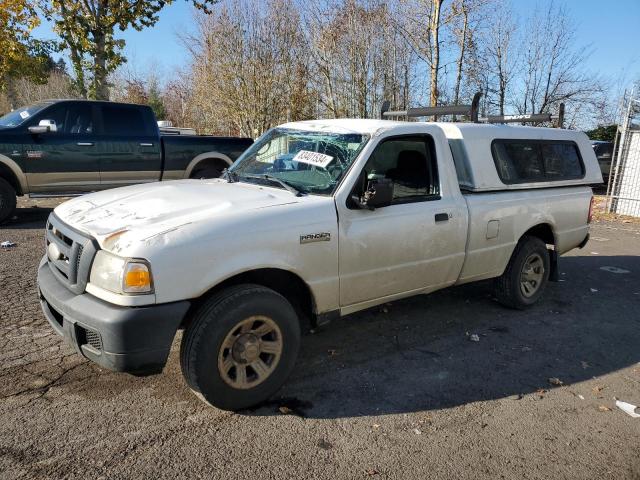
[293, 150, 334, 168]
[19, 111, 29, 119]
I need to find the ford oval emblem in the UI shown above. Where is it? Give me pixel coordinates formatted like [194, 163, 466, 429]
[48, 242, 62, 261]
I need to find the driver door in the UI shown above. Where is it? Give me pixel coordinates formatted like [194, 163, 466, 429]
[24, 102, 101, 193]
[336, 134, 467, 308]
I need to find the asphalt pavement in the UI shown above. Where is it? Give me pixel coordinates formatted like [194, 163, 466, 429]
[1, 197, 639, 479]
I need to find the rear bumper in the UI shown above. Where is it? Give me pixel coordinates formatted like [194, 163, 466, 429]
[37, 256, 190, 375]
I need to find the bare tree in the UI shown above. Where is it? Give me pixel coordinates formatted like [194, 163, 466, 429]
[6, 70, 76, 106]
[304, 0, 414, 117]
[152, 0, 607, 131]
[517, 2, 602, 119]
[483, 1, 517, 115]
[163, 71, 196, 128]
[184, 0, 312, 136]
[451, 0, 469, 107]
[395, 0, 451, 106]
[446, 0, 492, 118]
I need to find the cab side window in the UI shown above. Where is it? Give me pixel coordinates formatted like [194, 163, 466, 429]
[363, 136, 439, 204]
[33, 103, 93, 135]
[65, 104, 93, 134]
[100, 105, 149, 136]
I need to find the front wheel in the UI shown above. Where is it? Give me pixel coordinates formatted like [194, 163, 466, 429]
[0, 177, 17, 224]
[494, 236, 550, 309]
[180, 285, 301, 410]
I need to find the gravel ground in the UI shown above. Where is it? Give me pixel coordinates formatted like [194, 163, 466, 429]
[1, 197, 639, 480]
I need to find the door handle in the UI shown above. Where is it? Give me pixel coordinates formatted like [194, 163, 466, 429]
[435, 213, 450, 222]
[139, 143, 154, 147]
[76, 142, 94, 146]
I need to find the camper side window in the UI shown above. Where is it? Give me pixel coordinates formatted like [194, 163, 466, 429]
[491, 140, 585, 184]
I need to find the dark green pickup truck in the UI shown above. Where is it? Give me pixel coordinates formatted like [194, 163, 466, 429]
[0, 99, 253, 223]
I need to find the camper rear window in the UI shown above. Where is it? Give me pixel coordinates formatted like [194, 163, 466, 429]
[491, 139, 585, 184]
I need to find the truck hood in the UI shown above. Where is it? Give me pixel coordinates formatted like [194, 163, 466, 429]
[54, 179, 299, 251]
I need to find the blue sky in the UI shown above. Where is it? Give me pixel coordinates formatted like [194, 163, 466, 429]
[33, 0, 640, 87]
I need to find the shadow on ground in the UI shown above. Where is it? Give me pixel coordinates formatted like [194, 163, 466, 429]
[241, 254, 639, 419]
[1, 206, 53, 230]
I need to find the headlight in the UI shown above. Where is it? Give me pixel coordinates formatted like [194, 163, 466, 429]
[90, 250, 154, 294]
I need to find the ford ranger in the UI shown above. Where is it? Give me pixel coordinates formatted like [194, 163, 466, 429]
[36, 118, 602, 410]
[0, 99, 253, 223]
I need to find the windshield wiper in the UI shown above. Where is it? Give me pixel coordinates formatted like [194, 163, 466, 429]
[239, 173, 306, 196]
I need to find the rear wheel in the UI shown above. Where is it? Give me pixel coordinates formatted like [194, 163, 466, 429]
[0, 177, 17, 224]
[190, 164, 223, 179]
[180, 284, 301, 410]
[494, 236, 550, 309]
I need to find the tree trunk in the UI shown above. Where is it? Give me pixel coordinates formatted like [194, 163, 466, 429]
[69, 47, 87, 98]
[497, 46, 505, 116]
[429, 0, 443, 107]
[92, 32, 109, 100]
[453, 3, 468, 107]
[452, 1, 468, 120]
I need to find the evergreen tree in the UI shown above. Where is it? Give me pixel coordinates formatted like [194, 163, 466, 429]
[147, 79, 166, 120]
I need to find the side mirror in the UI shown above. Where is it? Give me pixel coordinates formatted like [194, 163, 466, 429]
[365, 178, 394, 208]
[28, 119, 57, 134]
[350, 177, 394, 210]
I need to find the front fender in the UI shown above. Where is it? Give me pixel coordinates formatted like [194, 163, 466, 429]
[0, 153, 28, 194]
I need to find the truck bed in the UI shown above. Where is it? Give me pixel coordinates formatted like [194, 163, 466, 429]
[161, 134, 253, 179]
[457, 186, 592, 285]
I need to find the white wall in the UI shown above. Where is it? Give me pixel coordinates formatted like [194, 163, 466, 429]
[614, 130, 640, 217]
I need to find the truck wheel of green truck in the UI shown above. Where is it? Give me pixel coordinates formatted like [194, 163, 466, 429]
[180, 284, 301, 411]
[190, 165, 223, 179]
[0, 177, 16, 224]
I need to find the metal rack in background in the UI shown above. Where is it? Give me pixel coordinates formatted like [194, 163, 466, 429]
[380, 92, 565, 128]
[380, 92, 482, 123]
[606, 91, 640, 217]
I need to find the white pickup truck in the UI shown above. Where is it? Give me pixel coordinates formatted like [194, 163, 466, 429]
[37, 118, 601, 410]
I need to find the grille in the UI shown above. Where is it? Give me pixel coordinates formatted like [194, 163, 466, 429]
[45, 214, 96, 294]
[75, 245, 84, 273]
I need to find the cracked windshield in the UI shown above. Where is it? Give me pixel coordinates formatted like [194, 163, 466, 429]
[229, 128, 369, 195]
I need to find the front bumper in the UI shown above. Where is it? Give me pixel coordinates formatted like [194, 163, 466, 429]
[37, 256, 190, 375]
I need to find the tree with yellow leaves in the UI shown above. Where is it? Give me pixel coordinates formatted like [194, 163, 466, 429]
[0, 0, 50, 93]
[42, 0, 217, 100]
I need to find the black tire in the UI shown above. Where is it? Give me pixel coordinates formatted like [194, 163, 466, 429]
[180, 284, 301, 410]
[190, 165, 223, 179]
[0, 177, 17, 224]
[494, 235, 550, 309]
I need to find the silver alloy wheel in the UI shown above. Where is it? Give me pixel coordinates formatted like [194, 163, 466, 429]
[520, 252, 545, 298]
[217, 315, 283, 390]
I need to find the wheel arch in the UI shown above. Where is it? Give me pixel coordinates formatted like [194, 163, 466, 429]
[184, 152, 233, 179]
[518, 222, 559, 281]
[521, 222, 556, 247]
[183, 267, 317, 332]
[0, 154, 27, 195]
